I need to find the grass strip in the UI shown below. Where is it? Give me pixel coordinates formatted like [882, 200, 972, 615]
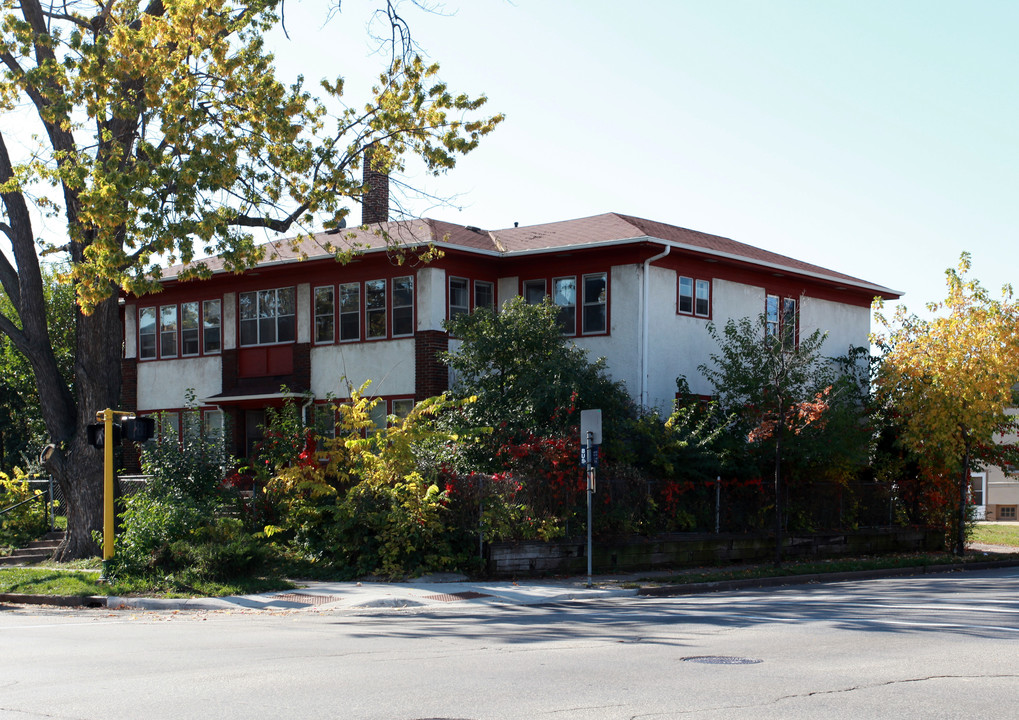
[640, 551, 1019, 587]
[0, 566, 294, 599]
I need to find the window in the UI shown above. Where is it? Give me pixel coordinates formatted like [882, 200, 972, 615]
[583, 273, 607, 334]
[782, 297, 797, 349]
[204, 410, 224, 441]
[203, 300, 221, 354]
[392, 276, 414, 336]
[695, 279, 710, 317]
[392, 398, 415, 419]
[181, 302, 199, 356]
[449, 277, 469, 320]
[312, 404, 336, 438]
[239, 287, 295, 346]
[140, 302, 220, 359]
[139, 307, 157, 360]
[679, 276, 710, 317]
[678, 277, 694, 314]
[365, 279, 387, 339]
[339, 282, 360, 341]
[1000, 506, 1017, 519]
[160, 305, 177, 358]
[765, 294, 780, 337]
[369, 399, 387, 430]
[159, 412, 180, 441]
[475, 281, 495, 312]
[766, 294, 797, 349]
[182, 410, 202, 443]
[314, 286, 334, 344]
[523, 279, 546, 305]
[553, 276, 576, 334]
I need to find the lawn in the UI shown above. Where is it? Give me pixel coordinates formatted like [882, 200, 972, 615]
[0, 566, 294, 598]
[971, 522, 1019, 547]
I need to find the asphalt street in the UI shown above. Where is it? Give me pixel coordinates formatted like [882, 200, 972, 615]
[2, 566, 1018, 719]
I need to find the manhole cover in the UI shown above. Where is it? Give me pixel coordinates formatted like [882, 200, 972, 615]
[271, 593, 342, 606]
[682, 656, 762, 665]
[421, 591, 491, 602]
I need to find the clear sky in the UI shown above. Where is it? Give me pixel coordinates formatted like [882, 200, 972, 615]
[267, 0, 1019, 316]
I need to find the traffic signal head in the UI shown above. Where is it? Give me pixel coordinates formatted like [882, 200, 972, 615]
[87, 423, 122, 449]
[122, 416, 155, 442]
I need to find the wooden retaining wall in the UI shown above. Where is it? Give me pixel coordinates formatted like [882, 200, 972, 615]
[487, 528, 945, 577]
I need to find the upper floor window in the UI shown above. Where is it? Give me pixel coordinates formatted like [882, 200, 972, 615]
[475, 281, 495, 312]
[679, 276, 711, 318]
[582, 273, 607, 334]
[239, 287, 295, 346]
[181, 302, 200, 356]
[449, 277, 470, 320]
[365, 279, 387, 339]
[522, 273, 609, 336]
[139, 307, 157, 360]
[523, 279, 546, 305]
[553, 276, 576, 334]
[392, 276, 414, 337]
[314, 286, 334, 344]
[339, 282, 360, 341]
[139, 300, 220, 360]
[159, 305, 177, 358]
[766, 294, 797, 349]
[203, 300, 221, 354]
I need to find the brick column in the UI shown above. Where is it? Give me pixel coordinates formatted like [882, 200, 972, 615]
[415, 330, 449, 400]
[119, 358, 141, 472]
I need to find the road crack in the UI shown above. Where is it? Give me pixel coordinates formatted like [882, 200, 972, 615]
[628, 674, 1019, 718]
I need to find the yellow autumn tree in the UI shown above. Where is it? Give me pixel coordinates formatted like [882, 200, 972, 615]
[0, 0, 502, 558]
[873, 253, 1019, 555]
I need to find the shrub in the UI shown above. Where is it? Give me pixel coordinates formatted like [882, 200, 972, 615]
[0, 467, 47, 550]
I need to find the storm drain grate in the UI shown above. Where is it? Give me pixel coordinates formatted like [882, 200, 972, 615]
[682, 656, 762, 665]
[271, 593, 343, 606]
[421, 591, 492, 603]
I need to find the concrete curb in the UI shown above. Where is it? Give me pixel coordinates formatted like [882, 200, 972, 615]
[636, 558, 1019, 597]
[3, 558, 1018, 610]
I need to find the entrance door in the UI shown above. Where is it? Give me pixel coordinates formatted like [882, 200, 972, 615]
[970, 471, 987, 520]
[245, 409, 265, 461]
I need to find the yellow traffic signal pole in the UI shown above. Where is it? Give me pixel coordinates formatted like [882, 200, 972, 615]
[102, 408, 114, 580]
[96, 408, 139, 582]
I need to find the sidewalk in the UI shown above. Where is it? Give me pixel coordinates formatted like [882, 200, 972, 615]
[104, 573, 643, 612]
[5, 552, 1019, 613]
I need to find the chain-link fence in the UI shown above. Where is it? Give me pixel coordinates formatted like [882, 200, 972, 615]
[19, 476, 151, 531]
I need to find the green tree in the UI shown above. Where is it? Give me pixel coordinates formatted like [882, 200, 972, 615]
[699, 314, 863, 563]
[873, 253, 1019, 555]
[0, 0, 502, 557]
[442, 297, 633, 464]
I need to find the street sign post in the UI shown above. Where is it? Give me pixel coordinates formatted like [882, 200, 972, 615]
[580, 409, 602, 587]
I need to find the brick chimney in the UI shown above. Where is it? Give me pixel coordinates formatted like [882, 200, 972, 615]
[361, 146, 390, 225]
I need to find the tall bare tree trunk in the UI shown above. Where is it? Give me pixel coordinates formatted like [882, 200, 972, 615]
[45, 295, 122, 560]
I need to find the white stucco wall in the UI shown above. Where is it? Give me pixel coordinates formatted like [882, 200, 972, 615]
[574, 264, 642, 400]
[124, 305, 137, 359]
[799, 296, 871, 359]
[498, 276, 518, 308]
[416, 266, 446, 331]
[641, 266, 720, 408]
[310, 339, 416, 398]
[296, 283, 311, 344]
[137, 357, 222, 410]
[223, 292, 236, 350]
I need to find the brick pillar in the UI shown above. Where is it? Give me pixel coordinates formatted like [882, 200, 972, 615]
[293, 342, 311, 393]
[415, 330, 449, 400]
[221, 347, 238, 396]
[119, 358, 141, 472]
[361, 146, 389, 225]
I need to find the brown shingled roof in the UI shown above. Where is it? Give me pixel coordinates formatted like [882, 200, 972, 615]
[162, 211, 898, 296]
